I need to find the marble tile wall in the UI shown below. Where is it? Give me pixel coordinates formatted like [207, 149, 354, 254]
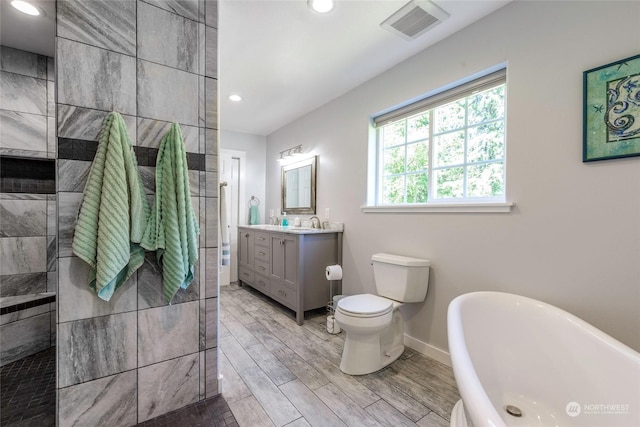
[0, 193, 56, 297]
[55, 0, 219, 425]
[0, 311, 51, 366]
[0, 290, 56, 366]
[0, 46, 57, 300]
[0, 46, 55, 159]
[57, 38, 137, 115]
[58, 371, 138, 426]
[138, 353, 200, 422]
[0, 44, 57, 369]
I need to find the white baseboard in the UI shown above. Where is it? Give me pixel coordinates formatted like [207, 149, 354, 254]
[403, 334, 451, 367]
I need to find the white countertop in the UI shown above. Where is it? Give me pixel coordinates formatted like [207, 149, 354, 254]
[238, 223, 343, 234]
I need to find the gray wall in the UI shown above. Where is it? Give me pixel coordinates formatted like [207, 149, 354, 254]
[55, 0, 219, 425]
[220, 129, 267, 223]
[265, 1, 640, 354]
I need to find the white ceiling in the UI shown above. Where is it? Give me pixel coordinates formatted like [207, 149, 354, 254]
[0, 0, 55, 57]
[0, 0, 512, 136]
[219, 0, 511, 136]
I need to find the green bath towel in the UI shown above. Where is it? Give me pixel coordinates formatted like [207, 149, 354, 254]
[141, 123, 199, 302]
[72, 112, 150, 301]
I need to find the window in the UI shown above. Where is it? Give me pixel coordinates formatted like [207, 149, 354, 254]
[367, 68, 509, 211]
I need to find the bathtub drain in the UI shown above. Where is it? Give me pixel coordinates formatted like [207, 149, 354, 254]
[505, 405, 523, 417]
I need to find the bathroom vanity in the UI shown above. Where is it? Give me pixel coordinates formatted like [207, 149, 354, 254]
[237, 225, 342, 325]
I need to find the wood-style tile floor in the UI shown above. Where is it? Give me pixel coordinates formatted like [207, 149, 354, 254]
[220, 283, 460, 427]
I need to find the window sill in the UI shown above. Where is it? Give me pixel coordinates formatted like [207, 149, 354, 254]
[361, 202, 514, 213]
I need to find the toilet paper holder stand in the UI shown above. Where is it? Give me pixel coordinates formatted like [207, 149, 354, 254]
[326, 280, 343, 334]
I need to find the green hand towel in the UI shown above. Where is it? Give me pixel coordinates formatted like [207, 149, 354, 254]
[141, 123, 199, 302]
[249, 205, 260, 225]
[72, 112, 150, 301]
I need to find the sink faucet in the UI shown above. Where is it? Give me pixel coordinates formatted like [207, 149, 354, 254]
[309, 216, 321, 229]
[269, 215, 279, 225]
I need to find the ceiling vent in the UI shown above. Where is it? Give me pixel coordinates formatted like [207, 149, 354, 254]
[381, 0, 450, 40]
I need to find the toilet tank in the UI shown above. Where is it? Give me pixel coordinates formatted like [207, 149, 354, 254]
[372, 253, 430, 303]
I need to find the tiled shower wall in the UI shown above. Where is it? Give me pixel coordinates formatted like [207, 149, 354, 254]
[0, 47, 57, 366]
[0, 46, 56, 160]
[0, 46, 57, 297]
[55, 0, 219, 425]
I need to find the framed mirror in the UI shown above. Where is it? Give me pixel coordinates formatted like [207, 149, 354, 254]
[281, 156, 316, 215]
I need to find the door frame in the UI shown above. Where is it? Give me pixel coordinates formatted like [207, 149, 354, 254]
[220, 149, 246, 285]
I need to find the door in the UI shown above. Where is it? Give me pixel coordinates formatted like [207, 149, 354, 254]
[220, 150, 246, 285]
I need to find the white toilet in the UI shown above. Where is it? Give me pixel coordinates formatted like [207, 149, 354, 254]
[334, 253, 430, 375]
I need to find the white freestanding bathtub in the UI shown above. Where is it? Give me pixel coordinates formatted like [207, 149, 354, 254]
[447, 292, 640, 427]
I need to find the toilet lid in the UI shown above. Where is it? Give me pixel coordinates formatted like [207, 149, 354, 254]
[337, 294, 393, 317]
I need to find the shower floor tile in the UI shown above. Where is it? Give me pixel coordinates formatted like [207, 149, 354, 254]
[0, 346, 56, 427]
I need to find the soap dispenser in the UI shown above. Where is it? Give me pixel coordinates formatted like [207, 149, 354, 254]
[281, 212, 288, 227]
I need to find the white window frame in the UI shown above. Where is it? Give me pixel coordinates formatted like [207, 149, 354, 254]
[364, 66, 513, 213]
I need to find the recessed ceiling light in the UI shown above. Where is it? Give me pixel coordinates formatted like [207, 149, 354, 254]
[229, 94, 242, 102]
[308, 0, 334, 14]
[11, 0, 40, 16]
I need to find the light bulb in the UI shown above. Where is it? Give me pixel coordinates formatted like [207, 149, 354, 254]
[308, 0, 334, 14]
[11, 1, 40, 16]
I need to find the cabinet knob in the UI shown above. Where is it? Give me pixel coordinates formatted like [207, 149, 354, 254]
[278, 289, 287, 297]
[258, 266, 265, 271]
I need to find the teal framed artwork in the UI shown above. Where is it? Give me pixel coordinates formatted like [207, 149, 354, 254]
[583, 53, 640, 162]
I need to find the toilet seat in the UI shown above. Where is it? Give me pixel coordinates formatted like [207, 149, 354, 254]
[337, 294, 393, 318]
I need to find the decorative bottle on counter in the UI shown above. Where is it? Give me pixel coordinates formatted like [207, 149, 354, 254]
[281, 213, 288, 227]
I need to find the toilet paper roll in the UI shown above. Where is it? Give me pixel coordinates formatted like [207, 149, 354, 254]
[326, 315, 341, 334]
[325, 264, 343, 281]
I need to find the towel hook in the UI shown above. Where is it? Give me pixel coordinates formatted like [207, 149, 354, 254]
[250, 196, 260, 206]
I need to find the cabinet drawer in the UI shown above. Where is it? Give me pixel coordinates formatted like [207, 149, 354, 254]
[271, 282, 297, 310]
[254, 246, 270, 263]
[254, 260, 269, 276]
[252, 274, 271, 294]
[254, 232, 270, 247]
[238, 267, 254, 284]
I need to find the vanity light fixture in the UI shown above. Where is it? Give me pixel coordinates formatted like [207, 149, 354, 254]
[228, 94, 242, 102]
[308, 0, 334, 14]
[11, 0, 40, 16]
[278, 145, 303, 162]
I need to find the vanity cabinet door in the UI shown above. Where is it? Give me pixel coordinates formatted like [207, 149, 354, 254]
[281, 235, 298, 290]
[238, 230, 254, 270]
[270, 234, 298, 291]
